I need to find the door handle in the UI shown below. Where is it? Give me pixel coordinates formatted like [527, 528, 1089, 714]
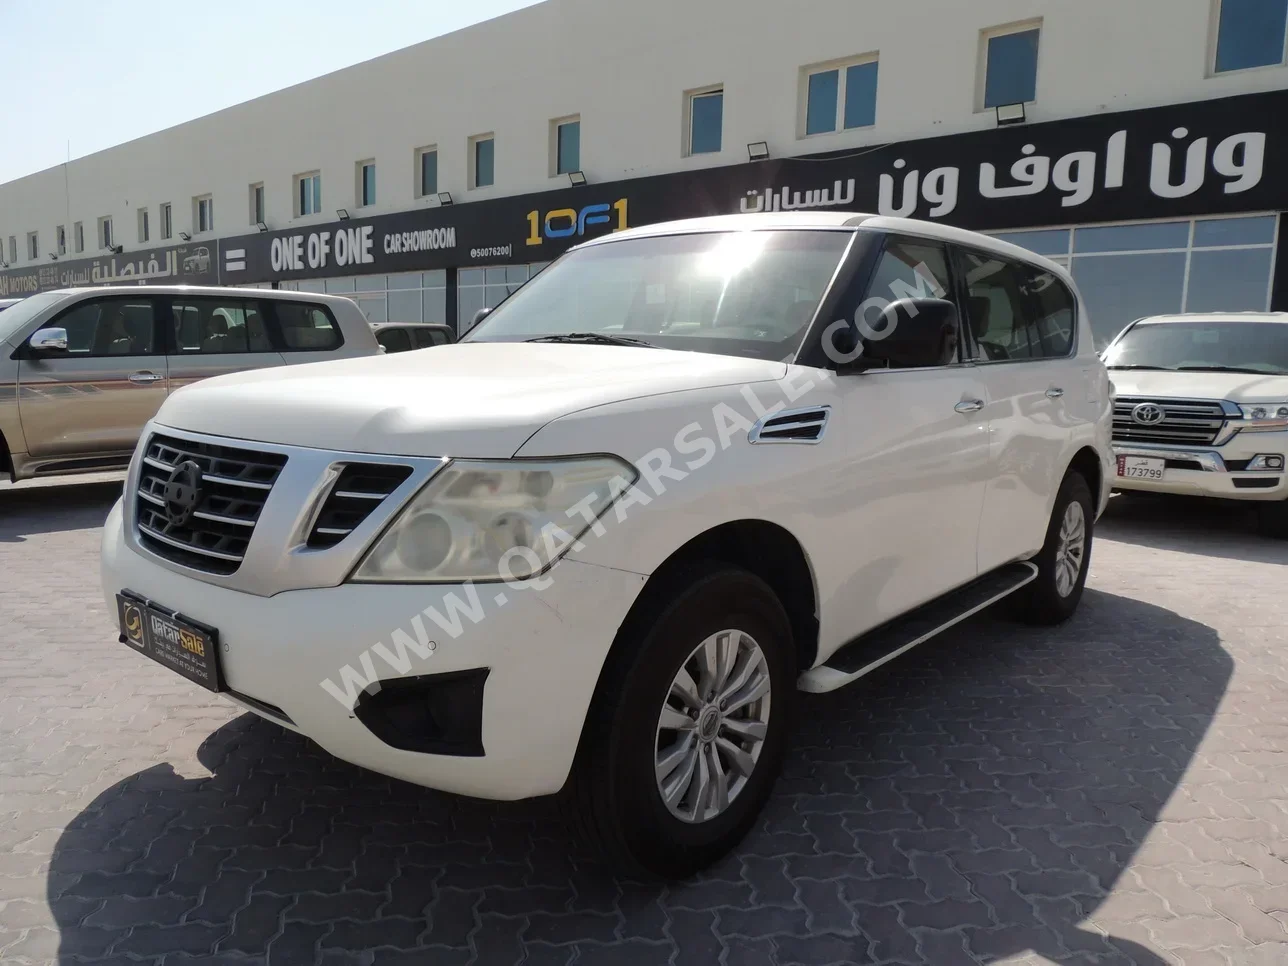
[954, 399, 985, 414]
[128, 371, 163, 385]
[1046, 387, 1065, 399]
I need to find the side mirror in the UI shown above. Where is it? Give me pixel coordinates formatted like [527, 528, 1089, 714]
[28, 327, 69, 354]
[842, 298, 959, 371]
[471, 307, 493, 329]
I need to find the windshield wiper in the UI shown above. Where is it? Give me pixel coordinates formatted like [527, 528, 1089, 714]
[525, 332, 657, 348]
[1106, 364, 1175, 371]
[1174, 365, 1275, 375]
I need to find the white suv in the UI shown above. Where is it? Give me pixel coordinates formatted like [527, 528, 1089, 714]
[1105, 313, 1288, 537]
[100, 213, 1112, 877]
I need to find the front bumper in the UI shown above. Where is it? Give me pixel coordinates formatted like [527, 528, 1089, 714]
[1111, 440, 1288, 501]
[100, 499, 646, 800]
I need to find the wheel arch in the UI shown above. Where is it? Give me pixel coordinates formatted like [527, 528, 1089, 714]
[1066, 445, 1104, 509]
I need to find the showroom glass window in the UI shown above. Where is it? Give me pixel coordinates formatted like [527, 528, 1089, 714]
[983, 25, 1040, 108]
[1215, 0, 1288, 72]
[805, 58, 878, 135]
[287, 271, 452, 329]
[991, 214, 1279, 349]
[688, 89, 723, 154]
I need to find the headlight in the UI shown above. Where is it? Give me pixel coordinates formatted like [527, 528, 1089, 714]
[351, 456, 635, 583]
[1238, 403, 1288, 432]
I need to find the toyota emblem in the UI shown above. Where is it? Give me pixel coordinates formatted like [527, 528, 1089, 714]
[1131, 403, 1165, 426]
[162, 460, 205, 527]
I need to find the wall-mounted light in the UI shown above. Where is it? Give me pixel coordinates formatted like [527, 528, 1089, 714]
[747, 141, 770, 162]
[336, 209, 351, 221]
[437, 192, 454, 206]
[105, 244, 124, 255]
[995, 102, 1027, 126]
[256, 221, 269, 233]
[49, 253, 59, 261]
[568, 170, 587, 187]
[179, 231, 191, 241]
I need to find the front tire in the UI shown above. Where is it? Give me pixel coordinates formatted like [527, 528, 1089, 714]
[565, 565, 795, 879]
[1014, 471, 1094, 626]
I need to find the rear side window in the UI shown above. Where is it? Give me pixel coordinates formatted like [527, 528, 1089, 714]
[1020, 266, 1076, 358]
[959, 252, 1040, 361]
[377, 327, 413, 353]
[276, 302, 343, 351]
[414, 327, 448, 348]
[171, 298, 272, 354]
[53, 298, 159, 356]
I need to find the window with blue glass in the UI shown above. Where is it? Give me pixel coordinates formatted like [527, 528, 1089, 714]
[556, 118, 580, 175]
[688, 89, 723, 155]
[1215, 0, 1288, 72]
[472, 136, 495, 188]
[983, 25, 1041, 109]
[805, 58, 878, 135]
[359, 162, 376, 207]
[417, 147, 438, 197]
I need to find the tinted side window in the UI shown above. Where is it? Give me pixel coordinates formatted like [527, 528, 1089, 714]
[52, 298, 158, 356]
[171, 298, 271, 354]
[959, 252, 1038, 361]
[1021, 267, 1076, 358]
[414, 328, 448, 348]
[276, 302, 343, 351]
[377, 327, 413, 353]
[865, 239, 952, 307]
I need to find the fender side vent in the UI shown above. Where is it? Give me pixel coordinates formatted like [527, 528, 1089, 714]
[307, 462, 414, 548]
[750, 406, 831, 444]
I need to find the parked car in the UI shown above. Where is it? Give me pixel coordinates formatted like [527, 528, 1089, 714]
[0, 298, 22, 313]
[181, 247, 211, 274]
[1104, 312, 1288, 536]
[0, 286, 379, 482]
[100, 213, 1112, 877]
[371, 322, 455, 353]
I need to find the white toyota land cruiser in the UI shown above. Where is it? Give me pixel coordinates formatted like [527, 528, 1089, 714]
[1105, 312, 1288, 537]
[100, 213, 1113, 877]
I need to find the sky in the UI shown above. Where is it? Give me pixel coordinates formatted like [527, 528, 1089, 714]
[0, 0, 542, 185]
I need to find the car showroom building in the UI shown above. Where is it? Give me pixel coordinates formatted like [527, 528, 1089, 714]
[1, 0, 1287, 347]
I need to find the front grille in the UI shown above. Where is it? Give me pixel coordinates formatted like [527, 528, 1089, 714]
[1112, 396, 1228, 446]
[307, 463, 413, 548]
[136, 433, 287, 574]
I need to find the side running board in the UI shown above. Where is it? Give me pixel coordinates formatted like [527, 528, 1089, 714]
[798, 561, 1039, 694]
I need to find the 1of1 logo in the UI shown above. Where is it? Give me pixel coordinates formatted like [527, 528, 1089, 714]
[526, 199, 629, 246]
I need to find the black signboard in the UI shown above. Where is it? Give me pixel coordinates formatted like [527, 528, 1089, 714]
[0, 239, 219, 298]
[215, 88, 1288, 286]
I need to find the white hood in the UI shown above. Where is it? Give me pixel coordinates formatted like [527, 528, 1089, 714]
[1110, 369, 1288, 403]
[156, 342, 788, 457]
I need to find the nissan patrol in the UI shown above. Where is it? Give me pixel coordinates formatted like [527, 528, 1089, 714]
[100, 213, 1113, 877]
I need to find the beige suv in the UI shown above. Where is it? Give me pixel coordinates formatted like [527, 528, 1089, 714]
[0, 286, 380, 482]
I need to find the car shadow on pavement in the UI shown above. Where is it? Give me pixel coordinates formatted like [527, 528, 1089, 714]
[1098, 492, 1288, 565]
[0, 479, 122, 542]
[47, 589, 1228, 965]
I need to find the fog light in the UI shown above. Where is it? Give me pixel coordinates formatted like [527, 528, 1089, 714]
[1247, 454, 1285, 471]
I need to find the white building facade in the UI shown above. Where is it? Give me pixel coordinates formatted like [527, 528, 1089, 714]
[2, 0, 1287, 345]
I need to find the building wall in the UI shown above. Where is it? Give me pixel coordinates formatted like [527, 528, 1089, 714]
[2, 0, 1287, 265]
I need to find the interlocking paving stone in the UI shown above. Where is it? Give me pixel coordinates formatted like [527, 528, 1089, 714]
[3, 480, 1288, 964]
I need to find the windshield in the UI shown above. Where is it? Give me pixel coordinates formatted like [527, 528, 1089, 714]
[463, 230, 852, 362]
[0, 292, 68, 345]
[1104, 321, 1288, 375]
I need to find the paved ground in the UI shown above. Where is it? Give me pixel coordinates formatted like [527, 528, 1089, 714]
[1, 477, 1287, 965]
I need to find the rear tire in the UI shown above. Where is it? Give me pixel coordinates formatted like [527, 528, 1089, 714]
[1014, 472, 1094, 626]
[1258, 500, 1288, 539]
[565, 564, 795, 879]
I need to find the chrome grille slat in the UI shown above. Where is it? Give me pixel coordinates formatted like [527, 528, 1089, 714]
[307, 463, 413, 549]
[1111, 396, 1229, 446]
[134, 432, 287, 575]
